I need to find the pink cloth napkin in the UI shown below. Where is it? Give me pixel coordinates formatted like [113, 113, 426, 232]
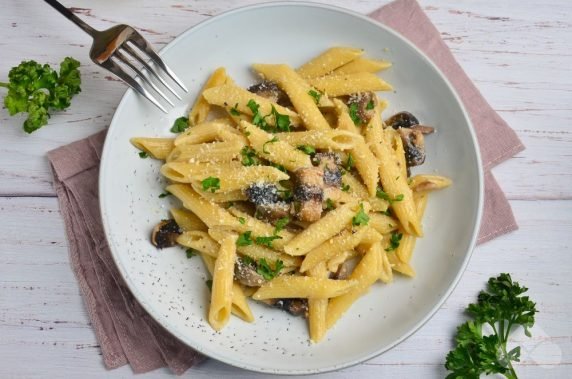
[47, 0, 523, 374]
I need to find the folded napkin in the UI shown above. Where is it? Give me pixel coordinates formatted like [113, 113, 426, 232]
[47, 0, 524, 374]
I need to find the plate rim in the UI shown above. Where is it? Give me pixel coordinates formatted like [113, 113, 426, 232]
[99, 1, 484, 374]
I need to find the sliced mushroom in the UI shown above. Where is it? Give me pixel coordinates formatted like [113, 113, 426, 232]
[398, 128, 426, 167]
[347, 92, 377, 124]
[386, 111, 419, 129]
[313, 152, 342, 188]
[151, 219, 182, 249]
[261, 298, 309, 318]
[234, 258, 266, 287]
[245, 183, 292, 221]
[293, 167, 324, 222]
[331, 260, 353, 280]
[248, 81, 291, 107]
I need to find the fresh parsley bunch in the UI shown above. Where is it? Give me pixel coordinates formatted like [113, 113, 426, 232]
[445, 273, 537, 379]
[0, 57, 81, 133]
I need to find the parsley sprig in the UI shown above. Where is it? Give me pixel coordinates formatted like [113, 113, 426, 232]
[170, 116, 189, 133]
[445, 273, 537, 379]
[1, 57, 81, 133]
[201, 177, 220, 192]
[385, 231, 403, 252]
[352, 203, 369, 226]
[376, 187, 404, 204]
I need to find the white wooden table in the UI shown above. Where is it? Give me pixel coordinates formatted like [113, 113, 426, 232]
[1, 1, 570, 377]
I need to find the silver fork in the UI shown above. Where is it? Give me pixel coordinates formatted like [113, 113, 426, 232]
[44, 0, 188, 113]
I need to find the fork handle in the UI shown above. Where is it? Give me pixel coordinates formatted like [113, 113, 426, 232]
[44, 0, 98, 37]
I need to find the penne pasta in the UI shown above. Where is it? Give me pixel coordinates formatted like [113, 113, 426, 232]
[297, 47, 363, 78]
[333, 57, 392, 75]
[307, 262, 329, 343]
[130, 137, 174, 160]
[166, 140, 245, 163]
[307, 72, 393, 97]
[252, 276, 358, 300]
[274, 129, 362, 151]
[208, 234, 238, 331]
[188, 67, 229, 126]
[170, 208, 208, 232]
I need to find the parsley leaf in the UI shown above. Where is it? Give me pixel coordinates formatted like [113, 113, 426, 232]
[229, 103, 240, 116]
[262, 136, 278, 154]
[271, 162, 287, 173]
[138, 151, 149, 158]
[366, 99, 375, 110]
[205, 279, 213, 291]
[201, 176, 220, 193]
[445, 274, 537, 379]
[385, 231, 403, 252]
[256, 258, 284, 281]
[186, 248, 198, 258]
[348, 102, 361, 125]
[278, 189, 293, 201]
[297, 145, 316, 155]
[238, 217, 246, 225]
[273, 217, 290, 235]
[352, 203, 369, 226]
[308, 89, 322, 104]
[376, 187, 404, 204]
[158, 191, 171, 198]
[325, 198, 335, 211]
[344, 153, 355, 171]
[236, 231, 253, 246]
[1, 57, 81, 133]
[247, 99, 269, 129]
[170, 116, 189, 133]
[341, 183, 350, 192]
[271, 105, 291, 132]
[240, 146, 260, 166]
[255, 235, 282, 248]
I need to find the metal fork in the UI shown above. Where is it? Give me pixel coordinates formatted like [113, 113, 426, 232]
[44, 0, 187, 113]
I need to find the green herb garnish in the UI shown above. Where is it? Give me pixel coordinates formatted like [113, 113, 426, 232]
[348, 102, 361, 125]
[185, 248, 199, 258]
[366, 100, 375, 110]
[325, 198, 335, 211]
[170, 116, 189, 133]
[237, 231, 253, 246]
[139, 151, 149, 158]
[158, 191, 171, 198]
[297, 145, 316, 155]
[240, 146, 260, 166]
[263, 136, 278, 154]
[308, 89, 322, 104]
[238, 217, 246, 225]
[247, 99, 268, 129]
[344, 153, 355, 171]
[205, 279, 213, 291]
[273, 217, 290, 235]
[376, 187, 404, 204]
[445, 273, 537, 379]
[271, 162, 287, 173]
[256, 258, 284, 280]
[201, 176, 220, 193]
[271, 105, 291, 132]
[385, 231, 403, 252]
[0, 57, 81, 133]
[255, 235, 283, 248]
[352, 203, 369, 226]
[229, 103, 240, 116]
[341, 183, 350, 192]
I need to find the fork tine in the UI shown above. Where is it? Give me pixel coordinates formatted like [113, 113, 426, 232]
[122, 43, 182, 101]
[113, 50, 174, 107]
[99, 59, 167, 113]
[128, 32, 188, 92]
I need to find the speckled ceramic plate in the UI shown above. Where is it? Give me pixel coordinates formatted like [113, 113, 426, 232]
[100, 2, 483, 375]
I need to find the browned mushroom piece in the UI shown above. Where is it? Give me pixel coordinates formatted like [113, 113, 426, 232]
[330, 259, 354, 280]
[234, 258, 266, 287]
[245, 183, 292, 222]
[347, 92, 377, 124]
[313, 152, 342, 188]
[247, 81, 291, 107]
[293, 167, 324, 222]
[151, 219, 182, 249]
[386, 111, 419, 129]
[261, 298, 309, 318]
[398, 128, 427, 167]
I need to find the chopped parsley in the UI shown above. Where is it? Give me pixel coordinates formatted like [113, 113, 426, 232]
[185, 248, 199, 258]
[349, 102, 361, 125]
[344, 153, 355, 171]
[255, 235, 283, 248]
[158, 191, 171, 198]
[238, 217, 246, 225]
[341, 183, 350, 192]
[297, 145, 316, 155]
[247, 99, 268, 129]
[240, 146, 260, 166]
[138, 151, 149, 158]
[256, 258, 284, 280]
[262, 136, 279, 154]
[237, 231, 253, 246]
[273, 217, 290, 235]
[205, 279, 213, 291]
[385, 231, 403, 252]
[201, 176, 220, 193]
[308, 89, 322, 104]
[229, 103, 240, 116]
[271, 162, 288, 173]
[278, 189, 293, 201]
[352, 203, 369, 226]
[366, 99, 375, 110]
[271, 105, 291, 132]
[170, 116, 189, 133]
[376, 188, 404, 204]
[325, 198, 335, 211]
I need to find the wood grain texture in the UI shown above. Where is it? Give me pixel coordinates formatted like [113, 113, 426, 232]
[0, 0, 570, 377]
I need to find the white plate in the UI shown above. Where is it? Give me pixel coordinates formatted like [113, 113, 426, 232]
[100, 2, 483, 375]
